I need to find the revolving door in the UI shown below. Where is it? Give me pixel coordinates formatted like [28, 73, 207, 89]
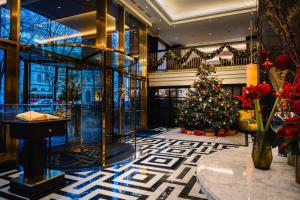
[19, 44, 140, 169]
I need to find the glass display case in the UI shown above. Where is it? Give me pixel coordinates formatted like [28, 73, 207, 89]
[0, 104, 71, 198]
[0, 104, 71, 122]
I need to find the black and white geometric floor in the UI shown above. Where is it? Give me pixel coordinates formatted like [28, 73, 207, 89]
[0, 128, 239, 200]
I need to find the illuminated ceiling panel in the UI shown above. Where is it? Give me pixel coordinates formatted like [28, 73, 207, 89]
[147, 0, 257, 24]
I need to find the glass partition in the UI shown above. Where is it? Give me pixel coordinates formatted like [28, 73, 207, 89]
[0, 0, 10, 40]
[20, 0, 96, 46]
[107, 0, 121, 50]
[0, 48, 5, 105]
[0, 0, 146, 168]
[81, 67, 101, 144]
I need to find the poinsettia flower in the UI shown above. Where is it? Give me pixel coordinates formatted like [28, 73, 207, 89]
[257, 82, 272, 96]
[260, 48, 269, 58]
[236, 96, 253, 109]
[282, 82, 293, 97]
[275, 53, 292, 70]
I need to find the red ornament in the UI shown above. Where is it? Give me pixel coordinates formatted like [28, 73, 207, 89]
[260, 48, 269, 57]
[293, 100, 300, 115]
[257, 82, 272, 96]
[275, 53, 292, 70]
[262, 58, 273, 70]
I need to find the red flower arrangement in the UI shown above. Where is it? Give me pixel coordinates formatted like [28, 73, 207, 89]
[237, 82, 272, 109]
[260, 48, 269, 58]
[293, 100, 300, 115]
[275, 53, 293, 70]
[238, 52, 300, 154]
[268, 56, 300, 154]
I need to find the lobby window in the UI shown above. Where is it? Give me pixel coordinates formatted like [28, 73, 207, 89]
[0, 1, 10, 40]
[107, 0, 121, 50]
[0, 49, 5, 104]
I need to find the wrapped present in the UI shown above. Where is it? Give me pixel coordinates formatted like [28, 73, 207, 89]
[225, 129, 238, 136]
[181, 128, 187, 134]
[186, 130, 194, 135]
[205, 129, 215, 137]
[194, 130, 205, 136]
[218, 129, 225, 137]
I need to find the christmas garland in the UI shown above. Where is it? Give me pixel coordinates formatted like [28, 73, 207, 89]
[149, 44, 257, 68]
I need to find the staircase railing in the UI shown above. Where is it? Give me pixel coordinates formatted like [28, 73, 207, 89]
[148, 41, 258, 72]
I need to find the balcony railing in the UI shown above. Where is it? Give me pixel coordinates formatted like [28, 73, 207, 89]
[148, 42, 257, 72]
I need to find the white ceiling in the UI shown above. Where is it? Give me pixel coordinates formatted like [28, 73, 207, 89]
[121, 0, 257, 46]
[149, 0, 256, 23]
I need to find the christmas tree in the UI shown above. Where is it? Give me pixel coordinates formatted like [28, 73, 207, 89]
[176, 64, 239, 132]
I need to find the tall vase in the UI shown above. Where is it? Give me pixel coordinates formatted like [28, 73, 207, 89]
[252, 132, 273, 170]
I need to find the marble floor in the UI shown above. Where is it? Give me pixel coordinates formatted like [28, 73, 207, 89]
[0, 128, 239, 200]
[154, 128, 248, 146]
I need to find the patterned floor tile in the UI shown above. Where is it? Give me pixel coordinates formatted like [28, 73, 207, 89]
[0, 131, 239, 200]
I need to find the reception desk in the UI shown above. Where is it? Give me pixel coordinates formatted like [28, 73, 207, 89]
[197, 145, 300, 200]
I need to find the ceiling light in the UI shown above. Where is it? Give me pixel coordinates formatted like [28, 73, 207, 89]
[159, 19, 162, 22]
[145, 6, 148, 9]
[57, 6, 61, 9]
[208, 33, 212, 36]
[175, 37, 178, 40]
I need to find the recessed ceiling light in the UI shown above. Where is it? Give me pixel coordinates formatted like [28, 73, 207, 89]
[57, 6, 61, 9]
[208, 32, 212, 36]
[145, 6, 148, 9]
[175, 37, 178, 40]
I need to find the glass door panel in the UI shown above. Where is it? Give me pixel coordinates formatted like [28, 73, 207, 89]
[113, 71, 119, 135]
[135, 79, 141, 129]
[67, 69, 82, 144]
[81, 68, 102, 144]
[124, 75, 133, 134]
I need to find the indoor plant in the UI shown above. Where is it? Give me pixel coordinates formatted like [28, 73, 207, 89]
[239, 82, 276, 169]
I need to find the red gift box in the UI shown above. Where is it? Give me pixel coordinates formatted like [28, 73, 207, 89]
[194, 130, 205, 136]
[181, 128, 187, 134]
[218, 130, 225, 137]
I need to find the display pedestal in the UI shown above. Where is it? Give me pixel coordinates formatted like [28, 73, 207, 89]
[10, 169, 64, 198]
[3, 119, 69, 198]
